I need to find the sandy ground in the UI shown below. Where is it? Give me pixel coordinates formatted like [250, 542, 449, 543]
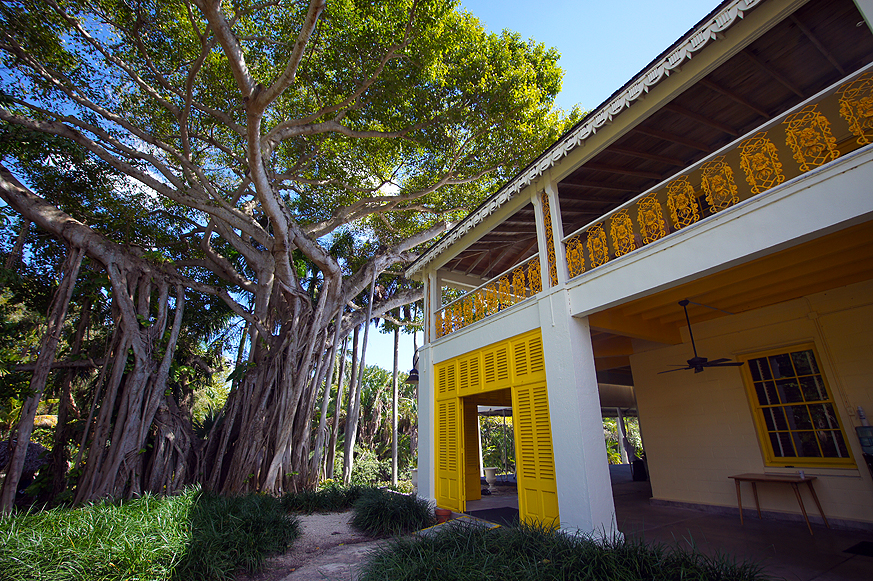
[236, 511, 384, 581]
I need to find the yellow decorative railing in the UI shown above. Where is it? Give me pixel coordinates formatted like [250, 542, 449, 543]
[435, 255, 542, 339]
[563, 66, 873, 281]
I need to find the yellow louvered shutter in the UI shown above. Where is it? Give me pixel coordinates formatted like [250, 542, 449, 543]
[435, 398, 464, 512]
[513, 380, 559, 527]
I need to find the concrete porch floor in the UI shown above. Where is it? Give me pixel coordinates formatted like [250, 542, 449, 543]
[464, 466, 873, 581]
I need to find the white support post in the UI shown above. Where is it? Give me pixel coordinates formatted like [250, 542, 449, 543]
[539, 292, 619, 538]
[544, 175, 568, 286]
[417, 344, 436, 501]
[531, 188, 552, 290]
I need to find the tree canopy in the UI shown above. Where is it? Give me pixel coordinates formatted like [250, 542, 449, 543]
[0, 0, 577, 503]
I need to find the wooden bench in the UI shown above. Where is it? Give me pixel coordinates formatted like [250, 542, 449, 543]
[729, 473, 829, 535]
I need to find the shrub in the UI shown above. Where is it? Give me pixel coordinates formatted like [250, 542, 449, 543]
[281, 482, 368, 514]
[0, 487, 299, 581]
[174, 491, 300, 579]
[358, 522, 769, 581]
[351, 488, 435, 537]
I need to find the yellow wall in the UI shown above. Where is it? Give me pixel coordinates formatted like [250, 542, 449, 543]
[631, 278, 873, 524]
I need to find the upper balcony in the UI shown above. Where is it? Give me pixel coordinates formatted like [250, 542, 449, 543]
[413, 0, 873, 343]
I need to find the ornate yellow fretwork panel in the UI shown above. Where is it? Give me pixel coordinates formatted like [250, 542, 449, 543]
[700, 156, 739, 214]
[609, 209, 636, 257]
[498, 276, 512, 308]
[637, 193, 666, 245]
[739, 132, 785, 194]
[513, 266, 526, 299]
[527, 258, 542, 294]
[783, 104, 840, 172]
[666, 176, 700, 230]
[539, 192, 559, 287]
[463, 296, 474, 327]
[586, 223, 610, 268]
[484, 283, 499, 314]
[565, 236, 586, 279]
[837, 72, 873, 146]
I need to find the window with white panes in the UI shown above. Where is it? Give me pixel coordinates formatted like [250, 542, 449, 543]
[742, 345, 854, 468]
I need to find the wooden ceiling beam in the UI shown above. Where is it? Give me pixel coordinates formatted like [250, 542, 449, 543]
[631, 126, 711, 152]
[463, 250, 491, 275]
[741, 49, 805, 99]
[581, 163, 664, 180]
[559, 180, 638, 193]
[480, 244, 520, 279]
[663, 103, 739, 137]
[699, 78, 770, 119]
[608, 146, 686, 167]
[789, 15, 846, 75]
[502, 239, 539, 272]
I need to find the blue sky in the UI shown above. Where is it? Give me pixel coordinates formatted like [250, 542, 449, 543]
[365, 0, 722, 371]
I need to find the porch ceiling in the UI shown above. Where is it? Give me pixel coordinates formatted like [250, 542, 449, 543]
[589, 219, 873, 370]
[440, 0, 873, 281]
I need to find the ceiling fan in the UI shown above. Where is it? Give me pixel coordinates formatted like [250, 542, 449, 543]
[659, 299, 745, 374]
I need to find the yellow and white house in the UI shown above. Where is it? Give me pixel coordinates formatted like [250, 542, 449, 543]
[405, 0, 873, 534]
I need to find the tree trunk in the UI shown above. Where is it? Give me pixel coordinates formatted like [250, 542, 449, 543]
[49, 295, 91, 500]
[1, 246, 84, 512]
[309, 311, 344, 486]
[342, 273, 377, 484]
[391, 326, 399, 486]
[325, 332, 351, 479]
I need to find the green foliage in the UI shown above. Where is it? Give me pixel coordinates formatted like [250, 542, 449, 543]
[359, 522, 769, 581]
[281, 482, 368, 514]
[350, 488, 435, 537]
[0, 488, 299, 581]
[480, 415, 515, 473]
[603, 417, 644, 465]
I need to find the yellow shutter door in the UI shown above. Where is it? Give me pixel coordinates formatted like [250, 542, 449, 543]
[463, 401, 482, 502]
[436, 397, 465, 512]
[513, 381, 559, 527]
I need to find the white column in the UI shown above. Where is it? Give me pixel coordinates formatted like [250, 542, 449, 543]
[417, 344, 436, 500]
[539, 291, 619, 538]
[531, 189, 552, 289]
[544, 176, 568, 286]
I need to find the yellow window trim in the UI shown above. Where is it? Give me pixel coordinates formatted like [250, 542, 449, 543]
[739, 343, 856, 469]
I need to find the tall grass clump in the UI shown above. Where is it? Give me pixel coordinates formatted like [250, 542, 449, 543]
[280, 481, 367, 513]
[0, 487, 299, 581]
[351, 488, 435, 536]
[174, 491, 300, 579]
[359, 522, 770, 581]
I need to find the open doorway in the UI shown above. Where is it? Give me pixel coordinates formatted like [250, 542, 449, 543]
[462, 391, 520, 526]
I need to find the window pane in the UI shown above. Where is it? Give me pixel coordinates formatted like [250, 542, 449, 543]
[809, 403, 839, 430]
[756, 382, 777, 405]
[799, 375, 827, 402]
[793, 431, 822, 457]
[771, 432, 796, 457]
[771, 407, 788, 430]
[818, 430, 838, 457]
[764, 381, 779, 405]
[763, 408, 779, 430]
[769, 353, 794, 378]
[750, 358, 764, 381]
[834, 430, 849, 457]
[788, 405, 813, 429]
[777, 379, 803, 403]
[791, 350, 819, 375]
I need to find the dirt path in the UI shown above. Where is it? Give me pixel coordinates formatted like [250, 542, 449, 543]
[236, 511, 383, 581]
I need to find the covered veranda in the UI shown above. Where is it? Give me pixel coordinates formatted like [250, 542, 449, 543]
[462, 467, 873, 580]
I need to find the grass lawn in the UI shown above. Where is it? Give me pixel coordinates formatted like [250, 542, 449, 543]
[359, 522, 770, 581]
[0, 487, 299, 581]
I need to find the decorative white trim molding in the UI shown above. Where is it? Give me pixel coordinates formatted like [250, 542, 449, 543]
[405, 0, 764, 278]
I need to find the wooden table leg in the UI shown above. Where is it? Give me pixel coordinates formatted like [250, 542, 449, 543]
[735, 480, 744, 525]
[791, 483, 814, 535]
[806, 480, 830, 529]
[751, 481, 762, 519]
